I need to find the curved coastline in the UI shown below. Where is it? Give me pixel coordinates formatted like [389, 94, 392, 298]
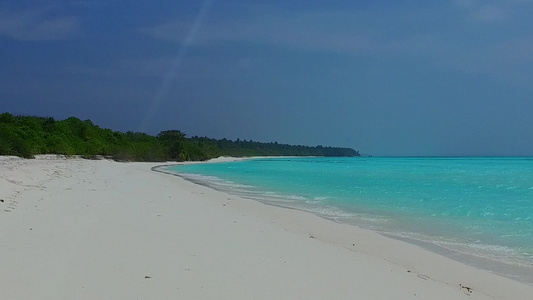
[2, 155, 532, 299]
[154, 157, 533, 285]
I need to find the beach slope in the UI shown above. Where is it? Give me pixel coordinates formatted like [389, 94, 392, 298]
[1, 157, 531, 299]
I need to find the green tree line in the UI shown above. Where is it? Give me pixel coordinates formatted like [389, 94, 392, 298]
[0, 113, 359, 161]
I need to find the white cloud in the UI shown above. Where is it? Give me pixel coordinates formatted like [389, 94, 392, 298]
[64, 56, 210, 80]
[0, 8, 79, 41]
[431, 36, 533, 88]
[139, 21, 193, 44]
[69, 1, 109, 7]
[469, 4, 506, 22]
[140, 11, 386, 55]
[453, 0, 478, 9]
[140, 5, 531, 87]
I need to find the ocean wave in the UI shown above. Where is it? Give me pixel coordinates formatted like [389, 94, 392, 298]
[165, 158, 533, 274]
[434, 239, 533, 267]
[179, 173, 254, 189]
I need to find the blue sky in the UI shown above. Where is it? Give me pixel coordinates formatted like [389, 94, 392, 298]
[1, 0, 532, 156]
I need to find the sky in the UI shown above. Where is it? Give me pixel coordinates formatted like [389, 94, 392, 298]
[1, 0, 532, 156]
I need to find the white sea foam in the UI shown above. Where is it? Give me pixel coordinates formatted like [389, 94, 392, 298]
[313, 207, 353, 218]
[180, 173, 253, 189]
[305, 200, 321, 204]
[467, 242, 515, 254]
[166, 157, 533, 278]
[256, 192, 307, 202]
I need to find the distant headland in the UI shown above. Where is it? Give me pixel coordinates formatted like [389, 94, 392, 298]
[0, 113, 360, 161]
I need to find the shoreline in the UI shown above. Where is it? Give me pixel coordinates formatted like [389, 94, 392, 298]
[157, 157, 533, 285]
[1, 156, 532, 299]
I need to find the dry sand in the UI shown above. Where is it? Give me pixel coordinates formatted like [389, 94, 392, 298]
[1, 156, 532, 299]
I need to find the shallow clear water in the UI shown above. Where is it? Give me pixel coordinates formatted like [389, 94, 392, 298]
[163, 157, 533, 279]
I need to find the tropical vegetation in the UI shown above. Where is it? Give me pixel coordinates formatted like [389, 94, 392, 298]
[0, 113, 359, 161]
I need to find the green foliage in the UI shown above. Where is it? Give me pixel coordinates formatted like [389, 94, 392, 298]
[0, 112, 15, 124]
[0, 113, 360, 161]
[157, 130, 186, 160]
[197, 137, 359, 157]
[0, 125, 34, 158]
[181, 138, 221, 161]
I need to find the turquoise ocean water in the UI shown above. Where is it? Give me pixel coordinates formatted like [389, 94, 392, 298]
[162, 157, 533, 282]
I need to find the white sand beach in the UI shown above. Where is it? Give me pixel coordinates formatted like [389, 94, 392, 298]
[1, 156, 532, 299]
